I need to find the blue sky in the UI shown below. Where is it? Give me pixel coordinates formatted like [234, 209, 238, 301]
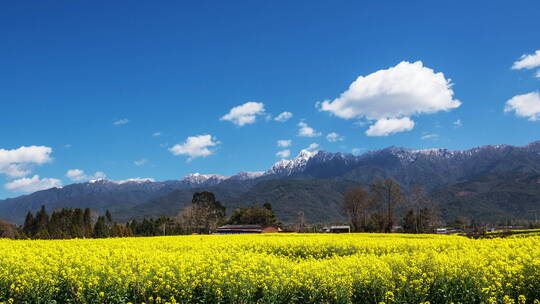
[1, 1, 539, 198]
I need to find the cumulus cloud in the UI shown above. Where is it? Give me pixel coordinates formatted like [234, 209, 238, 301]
[276, 149, 291, 158]
[169, 134, 220, 161]
[221, 102, 265, 126]
[421, 133, 439, 140]
[0, 146, 53, 178]
[365, 117, 415, 136]
[134, 159, 148, 166]
[319, 61, 460, 136]
[504, 92, 540, 121]
[66, 169, 106, 182]
[326, 132, 344, 142]
[5, 175, 62, 193]
[306, 143, 319, 151]
[113, 118, 129, 125]
[297, 121, 321, 137]
[274, 112, 293, 122]
[453, 119, 463, 128]
[277, 140, 292, 147]
[152, 132, 162, 137]
[512, 50, 540, 70]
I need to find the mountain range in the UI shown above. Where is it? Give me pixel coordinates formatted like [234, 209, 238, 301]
[1, 141, 540, 225]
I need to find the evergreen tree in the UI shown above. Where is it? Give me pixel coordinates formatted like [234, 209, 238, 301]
[34, 205, 50, 238]
[23, 211, 36, 237]
[93, 216, 109, 238]
[83, 208, 93, 237]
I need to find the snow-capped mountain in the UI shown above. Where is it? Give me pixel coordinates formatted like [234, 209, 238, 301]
[267, 149, 318, 176]
[2, 140, 540, 224]
[229, 171, 265, 181]
[181, 173, 229, 187]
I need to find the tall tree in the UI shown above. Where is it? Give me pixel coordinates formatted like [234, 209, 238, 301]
[228, 205, 277, 226]
[93, 216, 110, 238]
[190, 191, 226, 233]
[342, 186, 371, 232]
[83, 208, 93, 237]
[370, 179, 403, 232]
[23, 211, 36, 237]
[407, 185, 438, 233]
[34, 205, 50, 238]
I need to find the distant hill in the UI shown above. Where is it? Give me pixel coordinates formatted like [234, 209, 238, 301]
[1, 141, 540, 225]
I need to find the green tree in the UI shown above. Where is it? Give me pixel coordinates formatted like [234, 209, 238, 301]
[185, 191, 227, 233]
[23, 211, 36, 237]
[34, 205, 50, 238]
[93, 216, 110, 238]
[228, 205, 277, 226]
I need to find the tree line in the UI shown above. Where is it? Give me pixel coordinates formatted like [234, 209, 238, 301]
[3, 191, 279, 239]
[341, 178, 439, 233]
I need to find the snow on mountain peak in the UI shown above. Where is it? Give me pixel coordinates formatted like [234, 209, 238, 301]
[115, 178, 156, 184]
[182, 173, 228, 185]
[267, 149, 320, 175]
[88, 178, 156, 184]
[231, 171, 265, 180]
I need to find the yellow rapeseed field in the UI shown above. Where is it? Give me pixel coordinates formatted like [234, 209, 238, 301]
[1, 233, 539, 304]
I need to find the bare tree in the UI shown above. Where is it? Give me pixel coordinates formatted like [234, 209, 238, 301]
[342, 186, 371, 232]
[370, 179, 403, 232]
[409, 185, 442, 233]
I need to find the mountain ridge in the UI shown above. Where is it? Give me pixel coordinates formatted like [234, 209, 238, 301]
[1, 140, 540, 225]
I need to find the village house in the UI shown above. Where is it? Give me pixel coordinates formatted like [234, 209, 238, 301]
[215, 224, 282, 234]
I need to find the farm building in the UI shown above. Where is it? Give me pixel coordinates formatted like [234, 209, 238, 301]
[320, 225, 351, 233]
[215, 224, 282, 234]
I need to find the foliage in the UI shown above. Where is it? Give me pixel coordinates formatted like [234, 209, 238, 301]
[176, 191, 227, 234]
[1, 234, 540, 303]
[228, 203, 277, 225]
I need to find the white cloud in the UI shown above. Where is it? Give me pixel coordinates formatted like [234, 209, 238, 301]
[306, 143, 319, 151]
[512, 50, 540, 70]
[319, 61, 460, 135]
[297, 121, 321, 137]
[113, 118, 129, 125]
[0, 146, 53, 178]
[352, 148, 364, 155]
[536, 70, 540, 79]
[5, 175, 62, 193]
[152, 132, 162, 137]
[65, 169, 85, 181]
[277, 140, 292, 147]
[66, 169, 106, 182]
[365, 117, 415, 136]
[276, 149, 291, 158]
[504, 91, 540, 121]
[221, 102, 265, 126]
[169, 134, 220, 161]
[453, 119, 462, 128]
[421, 133, 439, 140]
[326, 132, 344, 142]
[134, 159, 148, 166]
[274, 111, 293, 122]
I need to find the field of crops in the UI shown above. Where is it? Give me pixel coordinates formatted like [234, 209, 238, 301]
[1, 233, 539, 304]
